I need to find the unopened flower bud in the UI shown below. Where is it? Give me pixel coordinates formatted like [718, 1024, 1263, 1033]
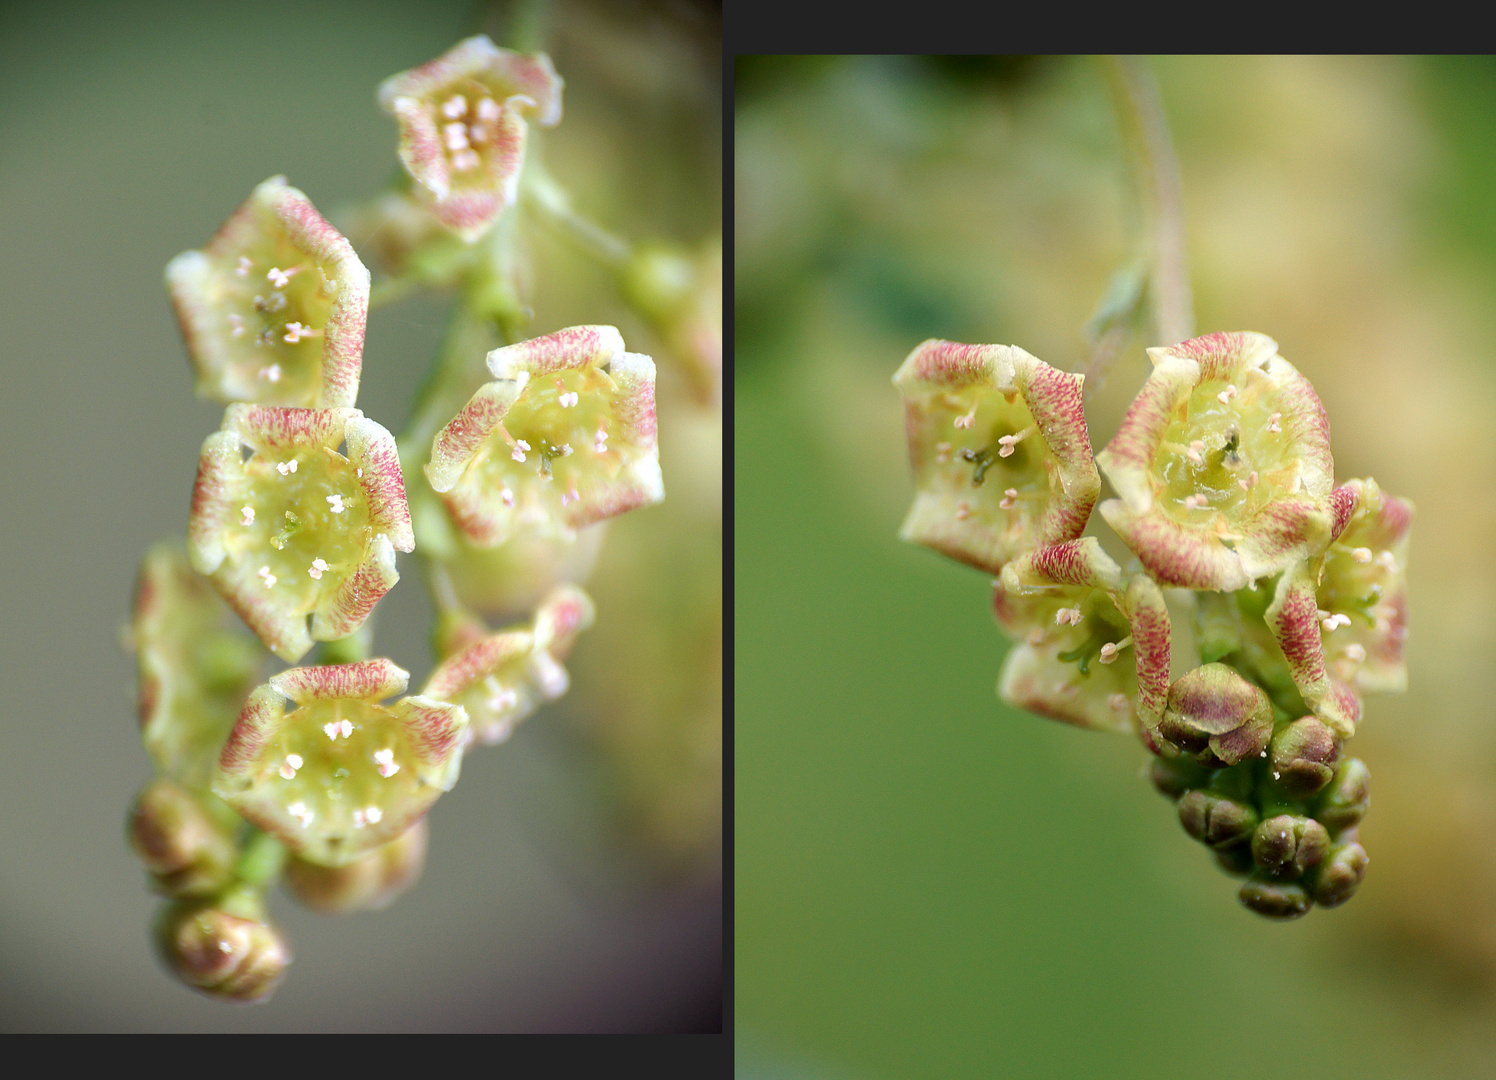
[1250, 814, 1330, 876]
[1310, 839, 1369, 907]
[1238, 873, 1313, 920]
[1148, 753, 1208, 800]
[1268, 716, 1339, 799]
[1177, 790, 1258, 850]
[285, 818, 428, 914]
[155, 891, 291, 1002]
[127, 779, 237, 897]
[1313, 757, 1370, 834]
[1214, 845, 1255, 878]
[1159, 663, 1273, 766]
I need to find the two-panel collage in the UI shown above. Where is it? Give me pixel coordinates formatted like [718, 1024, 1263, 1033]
[6, 10, 1496, 1070]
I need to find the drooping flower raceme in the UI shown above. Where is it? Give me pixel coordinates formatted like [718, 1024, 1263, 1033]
[167, 176, 370, 409]
[896, 331, 1411, 920]
[189, 406, 414, 662]
[426, 325, 663, 547]
[894, 339, 1099, 575]
[378, 35, 562, 241]
[213, 660, 468, 866]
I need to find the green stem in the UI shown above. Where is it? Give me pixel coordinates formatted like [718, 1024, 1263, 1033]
[1101, 55, 1193, 348]
[234, 827, 287, 888]
[524, 163, 632, 270]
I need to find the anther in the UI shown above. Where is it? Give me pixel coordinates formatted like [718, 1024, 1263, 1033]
[1266, 412, 1282, 434]
[308, 557, 329, 580]
[443, 122, 470, 152]
[1238, 470, 1259, 492]
[1054, 607, 1084, 627]
[257, 566, 277, 588]
[1000, 488, 1018, 510]
[229, 313, 245, 338]
[1110, 694, 1130, 712]
[1217, 384, 1238, 405]
[1351, 547, 1373, 564]
[997, 426, 1036, 458]
[322, 719, 352, 740]
[476, 97, 500, 123]
[559, 391, 579, 408]
[955, 501, 971, 521]
[1026, 628, 1046, 646]
[1183, 493, 1209, 510]
[259, 363, 282, 383]
[953, 408, 977, 430]
[326, 494, 345, 514]
[1321, 613, 1352, 632]
[266, 266, 299, 288]
[276, 458, 298, 475]
[441, 94, 467, 119]
[241, 506, 256, 526]
[373, 748, 400, 778]
[1344, 643, 1367, 663]
[235, 256, 253, 277]
[1098, 637, 1133, 664]
[1187, 439, 1205, 465]
[283, 322, 319, 344]
[500, 487, 515, 507]
[512, 439, 531, 463]
[451, 148, 481, 172]
[1376, 550, 1397, 571]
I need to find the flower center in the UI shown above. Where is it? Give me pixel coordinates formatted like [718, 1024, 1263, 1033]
[438, 85, 504, 175]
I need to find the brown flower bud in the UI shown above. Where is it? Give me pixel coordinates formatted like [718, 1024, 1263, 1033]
[284, 818, 429, 914]
[1239, 873, 1313, 920]
[1310, 839, 1369, 907]
[1160, 663, 1273, 766]
[127, 779, 237, 897]
[155, 893, 292, 1003]
[1250, 814, 1330, 876]
[1268, 717, 1339, 799]
[1314, 757, 1370, 835]
[1177, 790, 1258, 850]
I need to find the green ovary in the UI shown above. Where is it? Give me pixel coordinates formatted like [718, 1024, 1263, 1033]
[254, 700, 422, 848]
[225, 447, 372, 612]
[1155, 376, 1295, 525]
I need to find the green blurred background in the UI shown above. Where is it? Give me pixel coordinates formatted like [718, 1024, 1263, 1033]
[0, 0, 720, 1031]
[738, 56, 1496, 1078]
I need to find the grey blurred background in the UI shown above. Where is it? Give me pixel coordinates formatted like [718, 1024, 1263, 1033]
[0, 0, 721, 1031]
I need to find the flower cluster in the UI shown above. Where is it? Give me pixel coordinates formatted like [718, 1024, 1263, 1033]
[124, 32, 686, 1003]
[897, 331, 1410, 918]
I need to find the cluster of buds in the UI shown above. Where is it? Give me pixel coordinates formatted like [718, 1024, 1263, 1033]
[897, 332, 1410, 918]
[126, 35, 670, 1002]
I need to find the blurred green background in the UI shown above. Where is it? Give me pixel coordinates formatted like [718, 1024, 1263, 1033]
[0, 0, 719, 1031]
[738, 56, 1496, 1078]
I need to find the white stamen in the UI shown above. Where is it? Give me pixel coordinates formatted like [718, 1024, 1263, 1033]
[277, 752, 304, 780]
[594, 428, 609, 453]
[1344, 643, 1367, 663]
[1238, 470, 1259, 492]
[287, 801, 313, 827]
[259, 363, 282, 383]
[322, 718, 352, 740]
[356, 468, 362, 477]
[1183, 493, 1209, 510]
[443, 121, 470, 152]
[1055, 607, 1085, 627]
[451, 148, 481, 172]
[441, 94, 467, 119]
[229, 313, 245, 338]
[558, 391, 579, 408]
[1266, 412, 1282, 434]
[1000, 488, 1018, 510]
[935, 441, 951, 464]
[235, 256, 253, 277]
[257, 566, 276, 588]
[240, 506, 256, 526]
[276, 458, 298, 475]
[1321, 613, 1351, 632]
[1376, 550, 1397, 571]
[326, 494, 345, 514]
[283, 321, 316, 344]
[1110, 694, 1130, 712]
[1186, 439, 1205, 465]
[997, 426, 1035, 459]
[512, 439, 530, 463]
[1351, 547, 1373, 564]
[373, 748, 400, 778]
[266, 266, 297, 288]
[955, 501, 971, 520]
[1026, 628, 1046, 646]
[364, 806, 381, 824]
[308, 557, 329, 580]
[1217, 384, 1238, 405]
[476, 97, 500, 123]
[500, 487, 515, 507]
[953, 409, 976, 430]
[1098, 637, 1133, 664]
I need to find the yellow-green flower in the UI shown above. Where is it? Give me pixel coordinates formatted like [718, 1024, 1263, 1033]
[895, 339, 1099, 575]
[189, 406, 413, 661]
[1097, 332, 1335, 591]
[167, 176, 369, 408]
[378, 35, 562, 241]
[213, 660, 467, 866]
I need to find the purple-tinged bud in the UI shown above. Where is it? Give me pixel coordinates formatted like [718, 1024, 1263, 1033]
[1177, 790, 1258, 850]
[166, 176, 369, 408]
[1148, 753, 1209, 800]
[378, 36, 562, 241]
[1310, 839, 1369, 907]
[1096, 332, 1335, 592]
[213, 660, 468, 865]
[155, 891, 291, 1003]
[1239, 873, 1313, 920]
[426, 326, 663, 548]
[1251, 814, 1330, 876]
[127, 779, 237, 897]
[893, 340, 1100, 575]
[285, 818, 428, 914]
[189, 406, 414, 661]
[1269, 716, 1340, 799]
[1159, 663, 1273, 766]
[1314, 757, 1371, 835]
